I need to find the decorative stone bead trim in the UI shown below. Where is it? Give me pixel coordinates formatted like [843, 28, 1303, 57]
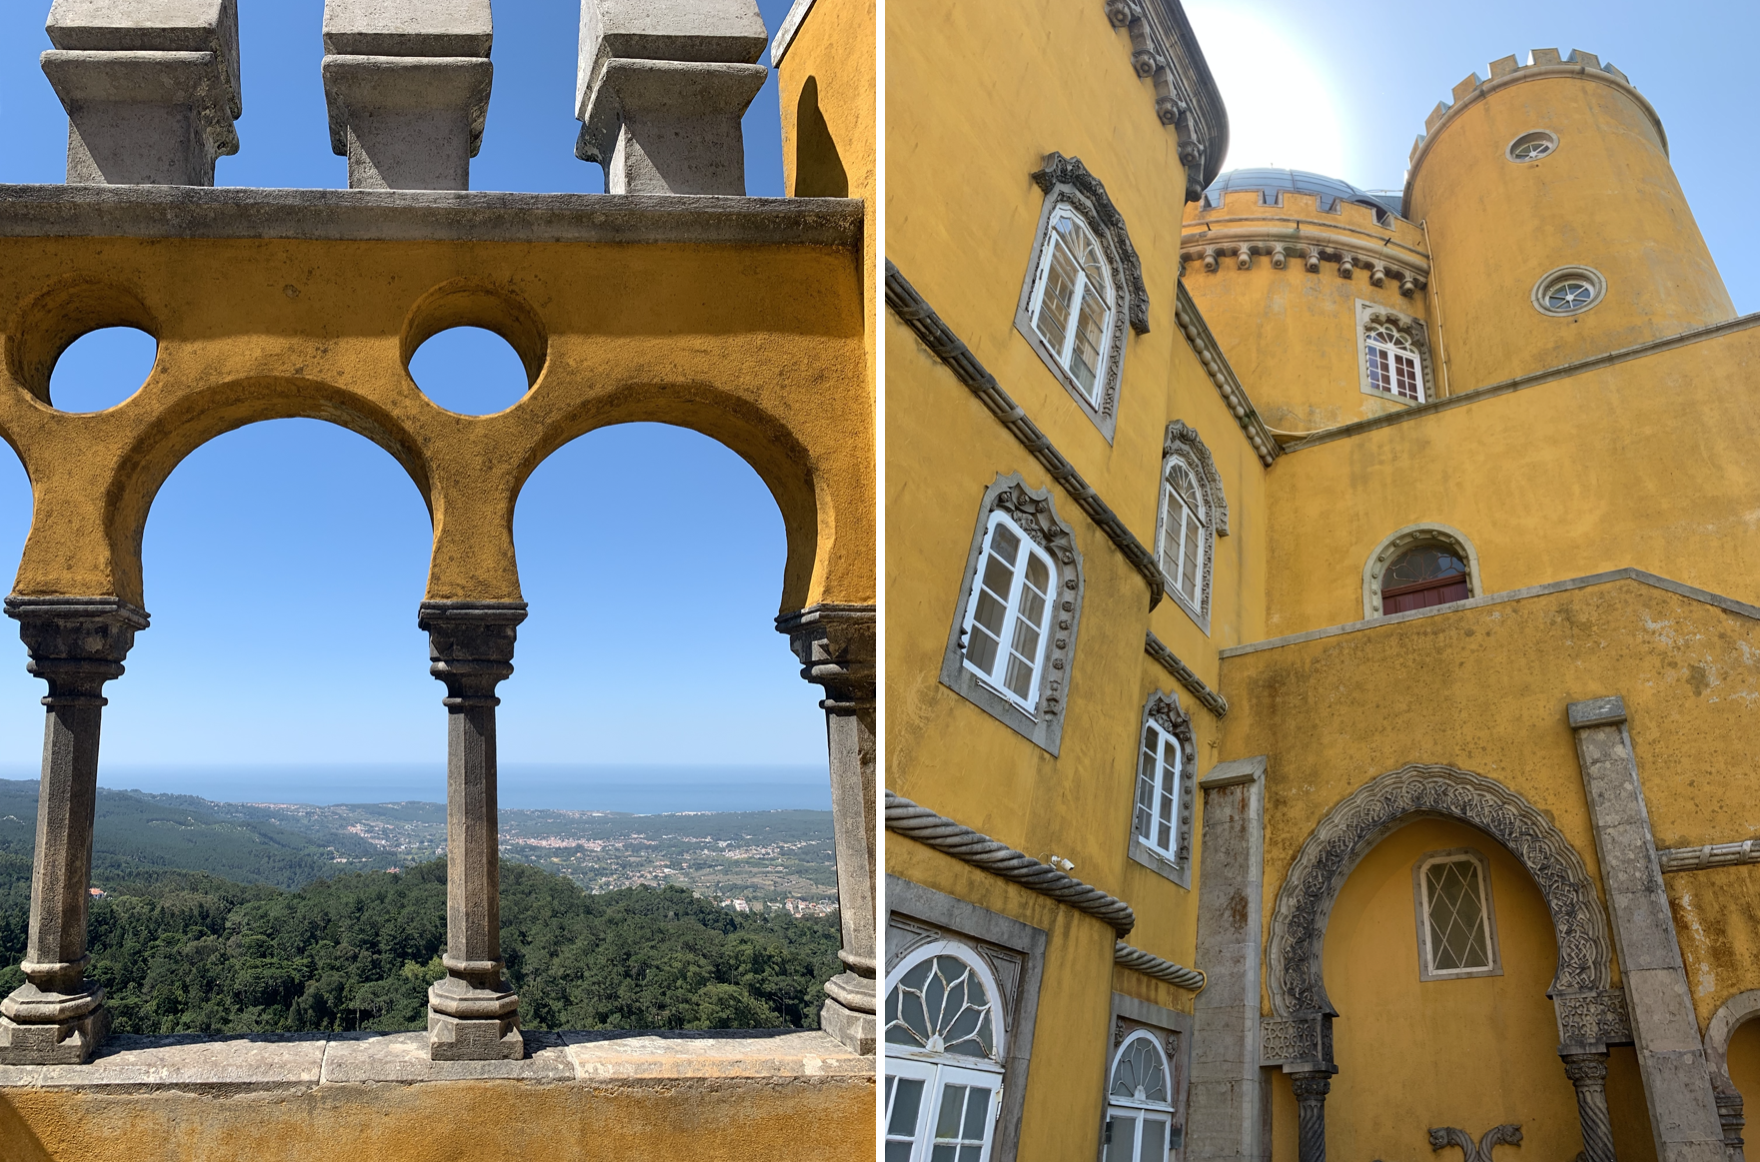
[1114, 941, 1204, 991]
[884, 790, 1137, 937]
[1403, 49, 1663, 215]
[1143, 631, 1227, 718]
[1172, 284, 1279, 466]
[1180, 230, 1429, 298]
[1660, 841, 1760, 873]
[1099, 0, 1228, 202]
[886, 259, 1167, 611]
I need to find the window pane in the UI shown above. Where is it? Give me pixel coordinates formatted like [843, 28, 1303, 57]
[1070, 287, 1107, 398]
[1035, 240, 1078, 355]
[964, 626, 1000, 678]
[980, 557, 1015, 606]
[1139, 1118, 1168, 1162]
[1105, 1116, 1138, 1162]
[931, 1146, 957, 1162]
[1135, 735, 1159, 839]
[961, 1086, 992, 1141]
[1180, 512, 1202, 602]
[887, 1143, 916, 1162]
[1367, 345, 1390, 392]
[1023, 553, 1050, 594]
[935, 1085, 967, 1139]
[1425, 859, 1491, 971]
[888, 1077, 926, 1136]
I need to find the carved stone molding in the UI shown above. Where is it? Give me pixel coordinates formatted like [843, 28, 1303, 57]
[1143, 631, 1228, 718]
[1163, 421, 1229, 535]
[1099, 0, 1227, 201]
[1266, 765, 1613, 1026]
[776, 603, 875, 713]
[1553, 988, 1632, 1048]
[1181, 231, 1428, 297]
[1031, 153, 1149, 336]
[1430, 1124, 1523, 1162]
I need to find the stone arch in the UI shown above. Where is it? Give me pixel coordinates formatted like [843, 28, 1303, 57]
[1704, 989, 1760, 1096]
[512, 380, 823, 615]
[1266, 764, 1613, 1023]
[1361, 521, 1482, 619]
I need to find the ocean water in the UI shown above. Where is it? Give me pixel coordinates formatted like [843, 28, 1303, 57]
[45, 763, 832, 812]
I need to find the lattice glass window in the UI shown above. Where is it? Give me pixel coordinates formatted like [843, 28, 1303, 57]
[960, 513, 1057, 714]
[1028, 206, 1114, 404]
[1365, 324, 1425, 402]
[1416, 851, 1499, 978]
[1133, 719, 1183, 861]
[1157, 462, 1206, 607]
[1105, 1032, 1175, 1162]
[886, 947, 1006, 1162]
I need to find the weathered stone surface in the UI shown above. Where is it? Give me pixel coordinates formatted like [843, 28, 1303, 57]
[30, 1033, 324, 1093]
[47, 0, 240, 112]
[324, 1031, 570, 1082]
[322, 54, 492, 191]
[42, 49, 237, 186]
[577, 58, 767, 195]
[563, 1030, 873, 1079]
[577, 0, 767, 92]
[1187, 756, 1268, 1162]
[322, 0, 492, 58]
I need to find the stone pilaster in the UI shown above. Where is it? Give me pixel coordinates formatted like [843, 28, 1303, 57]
[1186, 756, 1267, 1162]
[1714, 1089, 1745, 1162]
[420, 600, 526, 1061]
[0, 596, 147, 1064]
[1291, 1071, 1330, 1162]
[1568, 696, 1726, 1162]
[777, 604, 875, 1054]
[1561, 1051, 1618, 1162]
[575, 0, 770, 194]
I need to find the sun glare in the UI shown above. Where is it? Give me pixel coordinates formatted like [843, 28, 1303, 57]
[1183, 4, 1349, 181]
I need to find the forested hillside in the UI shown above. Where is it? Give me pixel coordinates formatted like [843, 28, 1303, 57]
[0, 856, 839, 1034]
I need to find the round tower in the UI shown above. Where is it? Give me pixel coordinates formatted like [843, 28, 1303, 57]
[1180, 169, 1438, 433]
[1406, 49, 1733, 393]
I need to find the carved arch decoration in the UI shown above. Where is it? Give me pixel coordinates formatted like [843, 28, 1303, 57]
[1361, 522, 1482, 620]
[1133, 689, 1197, 874]
[1030, 153, 1150, 336]
[1703, 989, 1760, 1100]
[1266, 764, 1614, 1027]
[1162, 421, 1227, 535]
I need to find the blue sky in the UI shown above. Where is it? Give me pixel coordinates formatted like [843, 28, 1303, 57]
[0, 0, 827, 800]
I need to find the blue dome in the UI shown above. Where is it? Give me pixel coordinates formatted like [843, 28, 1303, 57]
[1201, 168, 1403, 220]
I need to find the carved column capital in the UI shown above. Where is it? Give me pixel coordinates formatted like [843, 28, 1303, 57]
[418, 600, 526, 704]
[1290, 1072, 1332, 1100]
[776, 604, 875, 713]
[1562, 1052, 1610, 1084]
[6, 596, 149, 700]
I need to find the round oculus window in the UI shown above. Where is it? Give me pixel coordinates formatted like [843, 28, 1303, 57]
[1507, 130, 1558, 162]
[1532, 266, 1606, 316]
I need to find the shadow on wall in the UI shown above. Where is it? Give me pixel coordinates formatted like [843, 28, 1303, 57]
[794, 78, 847, 198]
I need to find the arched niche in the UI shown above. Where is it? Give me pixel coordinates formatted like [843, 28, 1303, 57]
[1361, 522, 1483, 619]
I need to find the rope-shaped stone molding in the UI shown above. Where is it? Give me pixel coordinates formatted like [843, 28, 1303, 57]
[1114, 941, 1204, 990]
[1172, 284, 1278, 466]
[1658, 839, 1760, 873]
[884, 790, 1137, 937]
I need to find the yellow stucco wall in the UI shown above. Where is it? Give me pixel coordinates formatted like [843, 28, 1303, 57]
[0, 1076, 872, 1162]
[1728, 1021, 1760, 1118]
[1410, 68, 1733, 394]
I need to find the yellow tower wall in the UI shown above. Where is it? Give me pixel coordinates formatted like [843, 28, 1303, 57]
[1409, 59, 1734, 393]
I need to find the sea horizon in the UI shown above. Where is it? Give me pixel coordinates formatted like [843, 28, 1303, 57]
[0, 762, 833, 813]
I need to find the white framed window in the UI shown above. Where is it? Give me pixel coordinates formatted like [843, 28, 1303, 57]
[1364, 324, 1425, 402]
[1133, 717, 1183, 863]
[886, 944, 1008, 1162]
[1413, 848, 1502, 981]
[1027, 206, 1114, 406]
[1156, 462, 1206, 608]
[1104, 1031, 1176, 1162]
[960, 512, 1057, 713]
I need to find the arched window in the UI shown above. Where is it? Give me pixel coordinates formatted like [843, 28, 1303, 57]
[1128, 691, 1196, 887]
[885, 944, 1007, 1162]
[960, 511, 1057, 713]
[1028, 206, 1114, 405]
[1157, 461, 1206, 609]
[1364, 323, 1425, 402]
[1380, 543, 1470, 614]
[1104, 1031, 1176, 1162]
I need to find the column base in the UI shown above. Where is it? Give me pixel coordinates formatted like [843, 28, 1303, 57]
[820, 997, 876, 1056]
[427, 1010, 523, 1061]
[0, 1005, 110, 1064]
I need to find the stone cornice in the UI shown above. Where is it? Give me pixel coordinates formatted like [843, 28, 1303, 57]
[1180, 225, 1429, 297]
[1101, 0, 1228, 201]
[1144, 631, 1227, 718]
[1172, 283, 1278, 465]
[1402, 50, 1665, 216]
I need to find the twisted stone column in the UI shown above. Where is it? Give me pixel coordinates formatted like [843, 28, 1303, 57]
[1291, 1071, 1331, 1162]
[1562, 1051, 1618, 1162]
[0, 596, 147, 1064]
[420, 600, 526, 1061]
[778, 604, 875, 1054]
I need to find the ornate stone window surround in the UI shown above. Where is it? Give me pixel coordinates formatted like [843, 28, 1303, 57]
[888, 876, 1048, 1162]
[1100, 993, 1192, 1160]
[1015, 153, 1150, 444]
[1412, 847, 1504, 982]
[1128, 689, 1197, 889]
[1362, 522, 1482, 619]
[941, 474, 1085, 755]
[1356, 299, 1435, 406]
[1155, 421, 1226, 634]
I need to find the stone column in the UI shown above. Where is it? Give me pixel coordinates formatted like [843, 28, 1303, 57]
[0, 596, 148, 1065]
[420, 600, 526, 1061]
[1714, 1088, 1745, 1162]
[1291, 1071, 1330, 1162]
[1186, 756, 1268, 1162]
[1569, 696, 1726, 1162]
[1562, 1051, 1618, 1162]
[42, 0, 241, 185]
[777, 604, 875, 1054]
[575, 0, 770, 194]
[321, 0, 493, 190]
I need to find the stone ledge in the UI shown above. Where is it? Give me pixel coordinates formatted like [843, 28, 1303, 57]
[0, 184, 864, 248]
[0, 1029, 871, 1093]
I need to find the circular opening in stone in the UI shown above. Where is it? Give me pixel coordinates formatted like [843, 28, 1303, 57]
[48, 326, 159, 413]
[408, 326, 531, 416]
[1532, 266, 1606, 317]
[1507, 130, 1559, 163]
